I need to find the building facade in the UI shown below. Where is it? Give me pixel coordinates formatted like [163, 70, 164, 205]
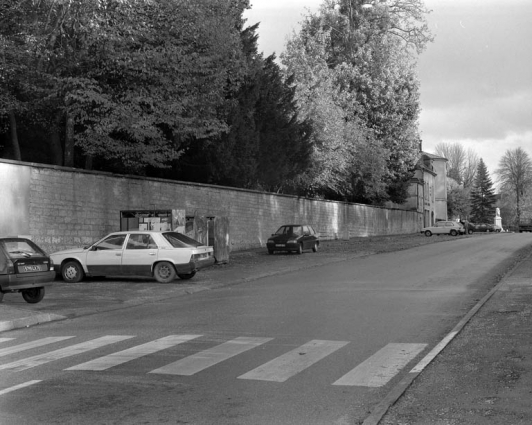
[390, 151, 448, 227]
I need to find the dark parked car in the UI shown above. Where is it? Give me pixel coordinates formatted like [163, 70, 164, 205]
[266, 225, 319, 254]
[466, 223, 500, 234]
[0, 237, 55, 303]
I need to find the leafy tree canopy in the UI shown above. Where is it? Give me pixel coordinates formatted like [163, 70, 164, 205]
[1, 0, 249, 170]
[281, 0, 431, 204]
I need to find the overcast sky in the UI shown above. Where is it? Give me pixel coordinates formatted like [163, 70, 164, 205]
[244, 0, 532, 181]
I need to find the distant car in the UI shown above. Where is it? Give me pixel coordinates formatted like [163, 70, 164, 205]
[0, 237, 55, 303]
[50, 231, 215, 283]
[467, 223, 500, 234]
[266, 224, 319, 254]
[421, 221, 465, 237]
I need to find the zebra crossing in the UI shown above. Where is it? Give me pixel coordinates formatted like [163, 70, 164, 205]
[0, 335, 427, 392]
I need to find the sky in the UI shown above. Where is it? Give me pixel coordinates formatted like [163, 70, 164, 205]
[243, 0, 532, 182]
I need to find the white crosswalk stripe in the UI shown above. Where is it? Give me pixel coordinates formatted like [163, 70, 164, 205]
[238, 340, 349, 382]
[0, 380, 41, 395]
[0, 336, 134, 372]
[0, 337, 75, 358]
[0, 335, 430, 388]
[332, 343, 427, 387]
[150, 336, 273, 376]
[66, 335, 202, 371]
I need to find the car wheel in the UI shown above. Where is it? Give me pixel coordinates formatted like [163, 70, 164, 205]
[177, 271, 196, 280]
[62, 261, 85, 283]
[312, 242, 318, 253]
[296, 243, 303, 254]
[450, 230, 457, 236]
[22, 287, 45, 304]
[154, 262, 176, 283]
[268, 249, 274, 255]
[424, 230, 432, 237]
[0, 291, 4, 303]
[468, 229, 473, 235]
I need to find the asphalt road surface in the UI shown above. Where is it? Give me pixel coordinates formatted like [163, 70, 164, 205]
[0, 234, 530, 425]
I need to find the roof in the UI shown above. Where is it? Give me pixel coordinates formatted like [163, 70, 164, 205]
[421, 151, 448, 161]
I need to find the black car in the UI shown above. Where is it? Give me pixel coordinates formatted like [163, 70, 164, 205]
[266, 225, 319, 255]
[466, 223, 499, 234]
[0, 237, 55, 303]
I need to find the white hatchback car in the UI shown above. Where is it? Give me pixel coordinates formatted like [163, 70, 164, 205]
[50, 231, 215, 283]
[421, 221, 465, 237]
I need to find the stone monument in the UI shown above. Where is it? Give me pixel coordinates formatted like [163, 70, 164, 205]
[495, 207, 503, 231]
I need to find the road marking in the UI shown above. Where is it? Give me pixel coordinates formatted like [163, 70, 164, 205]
[410, 332, 457, 373]
[150, 337, 273, 376]
[0, 380, 41, 396]
[333, 343, 427, 387]
[0, 336, 134, 372]
[66, 335, 202, 371]
[238, 340, 349, 382]
[0, 337, 74, 358]
[0, 338, 15, 344]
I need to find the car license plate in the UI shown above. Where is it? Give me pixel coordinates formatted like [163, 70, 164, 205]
[22, 265, 45, 273]
[275, 244, 285, 247]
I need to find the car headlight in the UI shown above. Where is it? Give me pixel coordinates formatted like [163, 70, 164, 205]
[287, 239, 297, 244]
[267, 239, 274, 243]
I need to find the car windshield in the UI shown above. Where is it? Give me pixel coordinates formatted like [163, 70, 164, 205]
[163, 232, 203, 248]
[0, 239, 46, 258]
[275, 226, 303, 236]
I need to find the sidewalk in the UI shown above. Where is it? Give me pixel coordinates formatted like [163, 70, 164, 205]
[1, 234, 532, 424]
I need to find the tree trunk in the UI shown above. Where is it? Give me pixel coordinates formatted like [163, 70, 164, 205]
[64, 111, 75, 167]
[8, 110, 22, 161]
[49, 112, 64, 166]
[516, 188, 521, 228]
[84, 155, 93, 170]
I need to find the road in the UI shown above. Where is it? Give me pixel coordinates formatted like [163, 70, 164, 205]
[0, 234, 529, 424]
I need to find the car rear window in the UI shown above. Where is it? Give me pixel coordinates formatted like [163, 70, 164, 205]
[0, 239, 46, 259]
[162, 232, 203, 248]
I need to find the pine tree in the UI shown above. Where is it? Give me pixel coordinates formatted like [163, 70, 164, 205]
[470, 159, 497, 222]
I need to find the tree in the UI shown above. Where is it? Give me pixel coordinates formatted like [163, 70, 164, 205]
[495, 147, 532, 227]
[1, 0, 249, 172]
[446, 178, 470, 220]
[166, 24, 312, 192]
[435, 142, 479, 220]
[281, 27, 365, 198]
[470, 159, 497, 223]
[435, 142, 478, 188]
[281, 0, 431, 204]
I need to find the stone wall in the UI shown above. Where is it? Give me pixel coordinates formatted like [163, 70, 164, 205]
[1, 159, 422, 253]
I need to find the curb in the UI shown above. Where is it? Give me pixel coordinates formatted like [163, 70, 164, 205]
[0, 312, 66, 332]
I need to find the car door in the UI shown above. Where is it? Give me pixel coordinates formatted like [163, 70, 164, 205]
[121, 233, 158, 277]
[301, 226, 310, 249]
[433, 222, 444, 234]
[85, 234, 127, 276]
